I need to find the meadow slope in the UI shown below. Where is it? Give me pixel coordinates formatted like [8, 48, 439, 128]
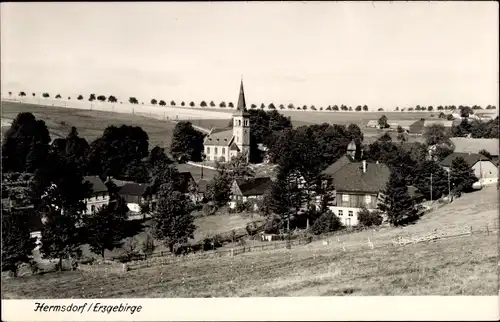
[2, 185, 497, 298]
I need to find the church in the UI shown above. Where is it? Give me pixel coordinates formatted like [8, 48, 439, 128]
[203, 80, 251, 163]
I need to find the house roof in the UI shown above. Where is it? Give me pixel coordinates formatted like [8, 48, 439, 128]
[423, 120, 454, 128]
[329, 162, 391, 194]
[450, 138, 499, 156]
[229, 142, 240, 151]
[392, 120, 419, 127]
[440, 152, 491, 168]
[204, 129, 234, 147]
[118, 182, 147, 197]
[322, 155, 354, 176]
[235, 177, 273, 196]
[83, 176, 108, 194]
[366, 120, 378, 126]
[109, 178, 136, 188]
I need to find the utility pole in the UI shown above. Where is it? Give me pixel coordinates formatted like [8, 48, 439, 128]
[430, 173, 433, 204]
[447, 169, 451, 201]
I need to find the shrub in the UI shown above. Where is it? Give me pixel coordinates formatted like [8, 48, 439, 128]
[202, 203, 215, 216]
[358, 208, 383, 227]
[202, 234, 222, 251]
[235, 200, 246, 213]
[310, 211, 343, 235]
[245, 221, 261, 236]
[263, 215, 283, 234]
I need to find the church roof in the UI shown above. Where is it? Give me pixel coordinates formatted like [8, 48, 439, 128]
[204, 129, 234, 147]
[230, 142, 240, 151]
[233, 79, 250, 116]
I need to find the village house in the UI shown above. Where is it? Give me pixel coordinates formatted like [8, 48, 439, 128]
[203, 80, 251, 163]
[117, 182, 151, 215]
[440, 152, 499, 186]
[83, 175, 110, 215]
[229, 177, 273, 210]
[449, 138, 499, 163]
[322, 158, 390, 227]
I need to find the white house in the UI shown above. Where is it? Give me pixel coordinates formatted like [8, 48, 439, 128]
[440, 152, 499, 186]
[83, 176, 110, 215]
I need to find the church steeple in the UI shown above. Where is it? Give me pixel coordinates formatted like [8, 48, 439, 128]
[234, 78, 249, 116]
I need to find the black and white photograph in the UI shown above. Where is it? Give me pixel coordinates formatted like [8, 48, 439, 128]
[1, 1, 498, 320]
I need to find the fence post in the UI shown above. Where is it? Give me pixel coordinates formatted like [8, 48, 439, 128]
[470, 226, 473, 235]
[486, 225, 490, 236]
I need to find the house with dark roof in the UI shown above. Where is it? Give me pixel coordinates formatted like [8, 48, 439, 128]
[450, 138, 499, 162]
[440, 152, 498, 186]
[118, 182, 152, 214]
[229, 177, 273, 210]
[203, 80, 251, 163]
[322, 159, 390, 227]
[83, 175, 110, 215]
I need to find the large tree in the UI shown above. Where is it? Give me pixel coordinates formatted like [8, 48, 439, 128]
[2, 112, 51, 173]
[412, 160, 449, 200]
[83, 197, 130, 259]
[205, 162, 233, 210]
[449, 157, 477, 194]
[152, 182, 196, 253]
[50, 127, 89, 172]
[378, 115, 389, 129]
[1, 209, 37, 277]
[170, 121, 205, 162]
[424, 123, 450, 146]
[87, 125, 149, 180]
[378, 171, 420, 226]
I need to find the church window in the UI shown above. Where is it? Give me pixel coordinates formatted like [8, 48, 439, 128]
[214, 147, 218, 154]
[244, 119, 248, 126]
[222, 147, 225, 154]
[238, 120, 241, 126]
[206, 147, 210, 154]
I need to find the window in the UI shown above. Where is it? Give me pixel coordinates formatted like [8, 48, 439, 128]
[348, 211, 353, 217]
[238, 120, 241, 126]
[342, 194, 349, 202]
[91, 205, 96, 213]
[237, 136, 239, 143]
[206, 147, 210, 154]
[338, 210, 343, 216]
[222, 147, 225, 154]
[244, 119, 249, 126]
[365, 195, 372, 204]
[214, 147, 218, 154]
[206, 156, 210, 161]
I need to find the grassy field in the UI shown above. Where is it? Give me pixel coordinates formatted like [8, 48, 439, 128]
[2, 185, 497, 298]
[1, 101, 177, 148]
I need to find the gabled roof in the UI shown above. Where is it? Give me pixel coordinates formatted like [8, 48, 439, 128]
[235, 177, 273, 196]
[440, 152, 492, 168]
[109, 178, 136, 188]
[450, 138, 499, 156]
[423, 120, 454, 128]
[322, 155, 354, 176]
[83, 176, 108, 194]
[204, 129, 234, 147]
[329, 162, 391, 194]
[229, 142, 240, 151]
[118, 182, 147, 197]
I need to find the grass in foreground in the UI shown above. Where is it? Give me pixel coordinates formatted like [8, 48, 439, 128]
[3, 185, 497, 298]
[2, 233, 496, 298]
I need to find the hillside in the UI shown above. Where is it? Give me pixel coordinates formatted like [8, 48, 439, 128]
[2, 185, 497, 298]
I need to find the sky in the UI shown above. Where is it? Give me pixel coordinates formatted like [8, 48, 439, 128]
[1, 2, 498, 110]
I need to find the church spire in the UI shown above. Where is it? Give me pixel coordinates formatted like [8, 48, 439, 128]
[234, 78, 249, 116]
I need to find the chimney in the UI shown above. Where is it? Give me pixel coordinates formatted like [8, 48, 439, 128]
[362, 160, 367, 173]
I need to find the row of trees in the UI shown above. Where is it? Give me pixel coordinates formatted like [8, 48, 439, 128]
[7, 91, 498, 113]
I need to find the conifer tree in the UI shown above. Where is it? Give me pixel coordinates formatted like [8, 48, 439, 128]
[152, 182, 196, 253]
[449, 156, 477, 194]
[378, 171, 420, 226]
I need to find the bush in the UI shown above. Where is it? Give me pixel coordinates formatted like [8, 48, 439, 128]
[358, 208, 383, 227]
[310, 211, 343, 235]
[202, 203, 216, 216]
[245, 221, 261, 236]
[235, 200, 246, 213]
[263, 215, 283, 234]
[202, 234, 222, 251]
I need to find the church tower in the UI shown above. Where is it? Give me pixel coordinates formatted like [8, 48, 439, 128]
[232, 79, 250, 162]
